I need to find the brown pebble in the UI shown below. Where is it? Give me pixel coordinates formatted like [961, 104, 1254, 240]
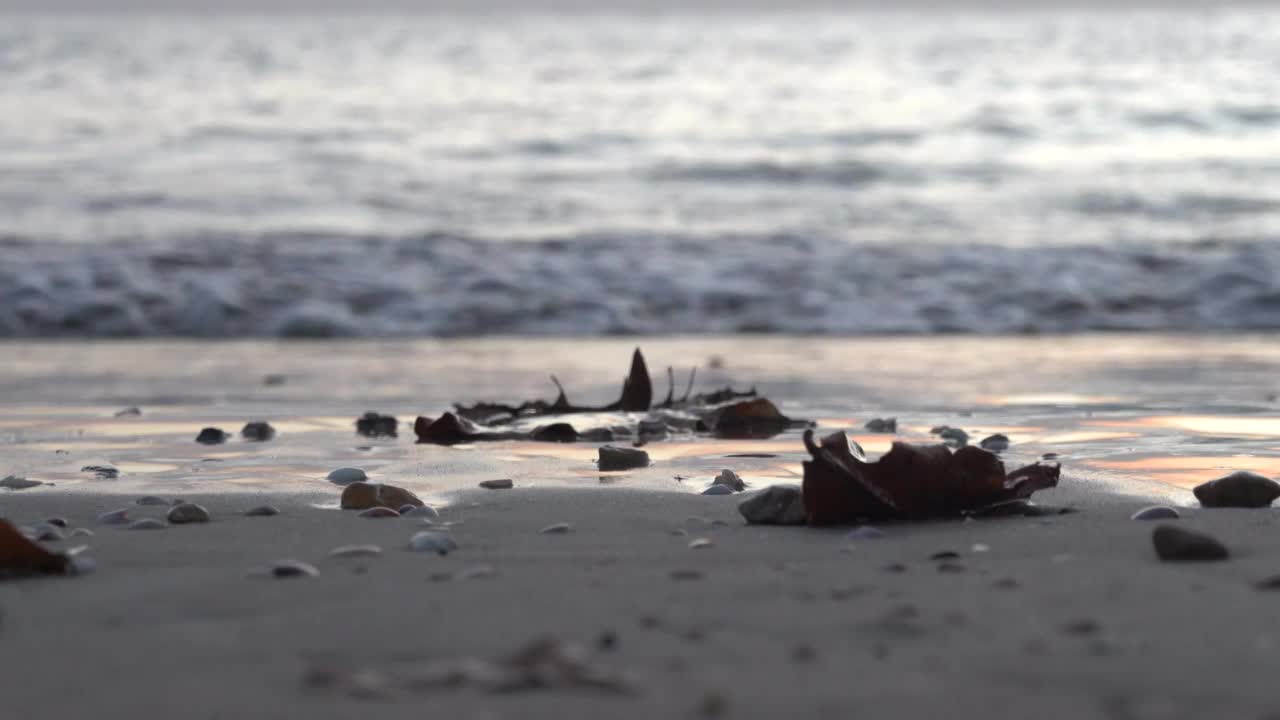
[1061, 619, 1101, 636]
[699, 691, 728, 718]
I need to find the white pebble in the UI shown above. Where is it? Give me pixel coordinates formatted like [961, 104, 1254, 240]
[540, 523, 573, 534]
[689, 537, 715, 549]
[97, 509, 130, 525]
[408, 531, 458, 555]
[329, 544, 383, 559]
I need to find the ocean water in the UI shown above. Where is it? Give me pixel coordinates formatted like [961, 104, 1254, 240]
[5, 11, 1280, 337]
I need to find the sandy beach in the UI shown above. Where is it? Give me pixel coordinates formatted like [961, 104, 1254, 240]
[4, 336, 1280, 719]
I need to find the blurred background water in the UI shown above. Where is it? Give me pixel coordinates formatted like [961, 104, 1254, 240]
[5, 11, 1280, 337]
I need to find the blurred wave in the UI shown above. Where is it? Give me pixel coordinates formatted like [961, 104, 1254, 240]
[6, 231, 1280, 337]
[4, 11, 1280, 336]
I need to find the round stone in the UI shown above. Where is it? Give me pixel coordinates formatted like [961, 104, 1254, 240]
[271, 561, 319, 578]
[408, 531, 458, 555]
[357, 507, 400, 519]
[326, 468, 368, 486]
[167, 503, 211, 524]
[97, 509, 130, 525]
[245, 505, 280, 517]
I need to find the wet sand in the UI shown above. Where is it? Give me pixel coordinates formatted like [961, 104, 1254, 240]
[4, 336, 1280, 718]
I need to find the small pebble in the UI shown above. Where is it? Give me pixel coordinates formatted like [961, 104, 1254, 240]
[136, 495, 169, 506]
[167, 503, 211, 524]
[97, 509, 130, 525]
[479, 478, 514, 490]
[81, 465, 119, 479]
[458, 565, 494, 580]
[540, 523, 573, 534]
[44, 517, 68, 528]
[937, 562, 966, 573]
[1061, 619, 1101, 636]
[979, 434, 1011, 452]
[327, 468, 368, 486]
[357, 507, 400, 519]
[241, 422, 276, 442]
[114, 407, 142, 417]
[355, 412, 398, 438]
[671, 528, 688, 536]
[329, 544, 383, 559]
[1131, 505, 1180, 521]
[195, 428, 229, 445]
[689, 537, 714, 549]
[272, 561, 319, 579]
[597, 631, 619, 651]
[971, 543, 990, 553]
[930, 551, 960, 561]
[597, 445, 650, 471]
[402, 505, 439, 519]
[864, 417, 897, 433]
[70, 528, 94, 537]
[701, 484, 734, 496]
[408, 531, 458, 555]
[33, 525, 63, 542]
[711, 469, 745, 492]
[848, 526, 885, 540]
[245, 505, 281, 517]
[1152, 524, 1229, 562]
[128, 518, 167, 530]
[882, 563, 907, 573]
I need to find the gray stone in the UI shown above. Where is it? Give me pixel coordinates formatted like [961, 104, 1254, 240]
[327, 467, 368, 486]
[136, 495, 169, 506]
[979, 434, 1010, 452]
[0, 475, 42, 490]
[195, 428, 229, 445]
[711, 469, 745, 492]
[167, 503, 211, 524]
[540, 522, 573, 534]
[738, 484, 806, 525]
[864, 417, 897, 433]
[597, 445, 650, 471]
[1152, 525, 1228, 562]
[241, 421, 276, 442]
[245, 505, 280, 517]
[69, 528, 94, 537]
[408, 531, 458, 555]
[1193, 471, 1280, 508]
[1131, 505, 1180, 521]
[479, 479, 513, 490]
[357, 507, 400, 518]
[402, 505, 439, 519]
[701, 484, 735, 496]
[848, 526, 886, 540]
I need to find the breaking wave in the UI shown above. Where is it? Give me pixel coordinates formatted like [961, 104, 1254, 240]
[4, 232, 1280, 338]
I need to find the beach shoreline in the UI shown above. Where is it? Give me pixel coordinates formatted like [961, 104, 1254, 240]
[4, 335, 1280, 718]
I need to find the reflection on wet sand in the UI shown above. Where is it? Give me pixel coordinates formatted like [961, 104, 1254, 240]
[1089, 455, 1280, 488]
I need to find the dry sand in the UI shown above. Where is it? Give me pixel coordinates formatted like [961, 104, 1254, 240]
[3, 336, 1280, 719]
